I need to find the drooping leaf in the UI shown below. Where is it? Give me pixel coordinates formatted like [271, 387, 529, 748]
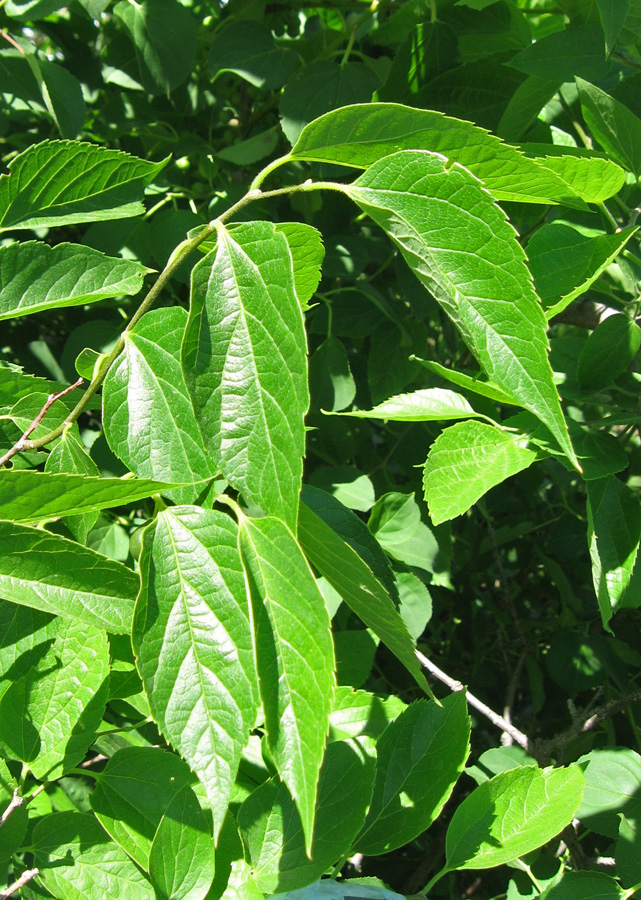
[113, 0, 197, 94]
[238, 739, 375, 894]
[0, 241, 149, 321]
[0, 618, 109, 780]
[338, 388, 482, 422]
[91, 747, 198, 870]
[0, 140, 167, 231]
[133, 507, 258, 839]
[291, 103, 597, 205]
[343, 150, 577, 467]
[208, 21, 297, 90]
[217, 127, 281, 167]
[33, 811, 155, 900]
[355, 694, 470, 855]
[239, 515, 336, 855]
[445, 765, 585, 871]
[0, 521, 137, 633]
[527, 224, 637, 320]
[577, 77, 641, 175]
[298, 501, 433, 698]
[424, 421, 537, 525]
[103, 307, 217, 504]
[182, 221, 308, 530]
[577, 314, 641, 391]
[148, 785, 216, 900]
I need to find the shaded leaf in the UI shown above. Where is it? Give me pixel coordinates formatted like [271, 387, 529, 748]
[577, 314, 641, 391]
[541, 871, 624, 900]
[508, 26, 610, 82]
[577, 77, 641, 175]
[412, 357, 517, 405]
[577, 748, 641, 838]
[44, 430, 100, 542]
[208, 21, 297, 90]
[329, 686, 406, 742]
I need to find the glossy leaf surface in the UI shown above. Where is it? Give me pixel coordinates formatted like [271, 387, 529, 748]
[340, 388, 480, 422]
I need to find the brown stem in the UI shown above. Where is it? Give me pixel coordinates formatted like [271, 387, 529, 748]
[0, 377, 83, 469]
[0, 789, 22, 827]
[0, 869, 39, 898]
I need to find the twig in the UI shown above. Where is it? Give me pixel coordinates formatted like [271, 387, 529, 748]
[0, 789, 22, 827]
[502, 649, 528, 747]
[415, 649, 531, 752]
[78, 754, 108, 769]
[0, 378, 83, 469]
[0, 869, 39, 898]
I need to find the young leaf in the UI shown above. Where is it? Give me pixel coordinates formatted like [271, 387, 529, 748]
[0, 140, 167, 231]
[91, 747, 197, 870]
[342, 150, 577, 467]
[182, 221, 308, 530]
[355, 694, 470, 855]
[133, 507, 258, 839]
[238, 739, 375, 894]
[338, 387, 482, 422]
[148, 785, 216, 900]
[445, 765, 585, 871]
[291, 103, 594, 205]
[0, 618, 109, 780]
[577, 78, 641, 176]
[423, 421, 537, 525]
[577, 314, 641, 391]
[208, 20, 297, 89]
[298, 500, 433, 698]
[103, 307, 218, 503]
[239, 515, 336, 855]
[0, 241, 149, 321]
[33, 811, 155, 900]
[0, 521, 137, 633]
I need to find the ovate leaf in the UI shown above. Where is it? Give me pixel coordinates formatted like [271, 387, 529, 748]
[0, 521, 137, 633]
[44, 429, 101, 542]
[577, 748, 641, 838]
[343, 150, 576, 467]
[0, 241, 149, 321]
[0, 140, 167, 231]
[103, 307, 217, 504]
[0, 618, 108, 780]
[33, 811, 155, 900]
[239, 515, 336, 855]
[445, 765, 585, 871]
[339, 387, 481, 422]
[133, 507, 258, 839]
[521, 147, 626, 205]
[577, 77, 641, 176]
[355, 694, 470, 855]
[424, 421, 537, 525]
[182, 221, 308, 530]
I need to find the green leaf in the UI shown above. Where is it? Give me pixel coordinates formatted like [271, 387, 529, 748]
[540, 871, 624, 900]
[0, 758, 28, 863]
[368, 492, 442, 573]
[103, 308, 217, 504]
[280, 60, 379, 145]
[0, 521, 137, 633]
[217, 127, 280, 167]
[411, 357, 517, 405]
[423, 421, 537, 525]
[527, 224, 637, 320]
[274, 223, 324, 310]
[343, 151, 577, 467]
[597, 0, 631, 54]
[291, 103, 588, 205]
[577, 77, 641, 175]
[238, 739, 376, 894]
[182, 222, 308, 530]
[0, 603, 58, 703]
[329, 686, 406, 742]
[445, 765, 585, 871]
[617, 814, 641, 888]
[298, 501, 433, 698]
[310, 336, 356, 412]
[395, 570, 433, 641]
[44, 430, 101, 542]
[508, 26, 610, 82]
[33, 811, 155, 900]
[520, 145, 626, 205]
[355, 694, 470, 855]
[308, 466, 375, 513]
[0, 618, 108, 779]
[91, 747, 197, 870]
[577, 748, 641, 838]
[149, 785, 216, 900]
[0, 471, 183, 523]
[133, 507, 258, 839]
[577, 314, 641, 391]
[0, 140, 167, 232]
[0, 241, 149, 321]
[239, 515, 336, 855]
[208, 21, 297, 90]
[587, 476, 641, 631]
[113, 0, 197, 94]
[339, 388, 482, 422]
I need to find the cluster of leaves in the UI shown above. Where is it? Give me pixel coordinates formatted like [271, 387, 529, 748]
[2, 1, 641, 899]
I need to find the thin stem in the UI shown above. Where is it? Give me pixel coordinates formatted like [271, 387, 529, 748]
[0, 869, 39, 898]
[421, 864, 450, 896]
[0, 789, 22, 827]
[249, 153, 293, 191]
[623, 881, 641, 899]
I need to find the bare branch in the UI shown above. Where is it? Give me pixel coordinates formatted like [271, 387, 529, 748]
[0, 789, 22, 827]
[0, 869, 39, 898]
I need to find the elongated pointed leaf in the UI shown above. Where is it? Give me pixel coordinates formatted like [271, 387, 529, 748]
[521, 147, 626, 204]
[239, 515, 335, 855]
[0, 521, 137, 633]
[445, 765, 585, 870]
[0, 618, 109, 779]
[577, 78, 641, 176]
[44, 429, 101, 542]
[182, 222, 308, 529]
[0, 241, 149, 320]
[424, 421, 537, 524]
[298, 501, 433, 698]
[103, 308, 217, 503]
[343, 150, 576, 467]
[542, 871, 624, 900]
[411, 357, 517, 404]
[134, 507, 258, 838]
[291, 103, 595, 205]
[338, 388, 481, 422]
[0, 471, 184, 523]
[0, 140, 167, 232]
